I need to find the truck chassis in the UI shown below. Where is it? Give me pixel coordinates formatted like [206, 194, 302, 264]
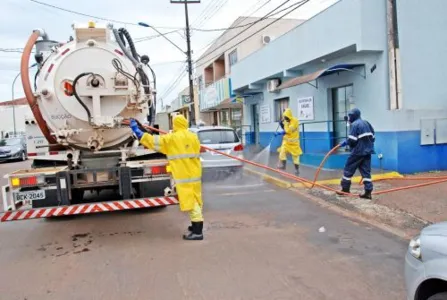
[1, 157, 178, 222]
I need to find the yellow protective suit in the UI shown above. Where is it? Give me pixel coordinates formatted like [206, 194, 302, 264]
[139, 115, 203, 221]
[278, 108, 303, 164]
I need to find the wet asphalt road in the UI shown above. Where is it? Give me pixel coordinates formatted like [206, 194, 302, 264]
[0, 161, 407, 299]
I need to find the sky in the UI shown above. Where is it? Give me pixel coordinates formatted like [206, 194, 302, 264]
[0, 0, 339, 112]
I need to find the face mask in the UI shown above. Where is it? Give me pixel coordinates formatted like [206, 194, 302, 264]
[344, 115, 351, 127]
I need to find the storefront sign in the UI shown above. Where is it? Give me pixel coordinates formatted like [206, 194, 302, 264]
[297, 97, 314, 121]
[203, 86, 218, 108]
[260, 105, 271, 124]
[199, 77, 231, 111]
[182, 95, 192, 106]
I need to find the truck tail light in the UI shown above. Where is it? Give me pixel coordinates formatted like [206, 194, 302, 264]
[12, 176, 39, 187]
[28, 153, 37, 157]
[233, 144, 244, 151]
[49, 151, 58, 155]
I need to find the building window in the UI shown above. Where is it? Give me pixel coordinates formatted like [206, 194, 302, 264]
[228, 49, 238, 71]
[274, 97, 289, 122]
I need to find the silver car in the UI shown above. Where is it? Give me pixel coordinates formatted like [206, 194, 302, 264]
[405, 222, 447, 300]
[189, 126, 244, 180]
[0, 137, 27, 162]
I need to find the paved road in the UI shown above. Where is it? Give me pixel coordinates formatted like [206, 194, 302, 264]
[0, 161, 407, 299]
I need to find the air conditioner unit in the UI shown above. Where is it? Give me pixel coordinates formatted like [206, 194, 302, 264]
[262, 35, 274, 45]
[267, 79, 280, 93]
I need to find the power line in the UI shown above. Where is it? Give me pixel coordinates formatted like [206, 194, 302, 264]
[192, 0, 272, 54]
[195, 0, 310, 69]
[191, 0, 222, 27]
[151, 60, 185, 67]
[196, 0, 297, 63]
[162, 72, 187, 101]
[133, 29, 182, 43]
[159, 63, 188, 100]
[28, 0, 183, 30]
[195, 0, 230, 29]
[27, 0, 288, 35]
[227, 0, 273, 30]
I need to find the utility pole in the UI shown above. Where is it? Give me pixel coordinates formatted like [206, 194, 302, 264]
[170, 0, 200, 127]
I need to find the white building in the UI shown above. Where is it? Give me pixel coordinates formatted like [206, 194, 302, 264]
[196, 16, 304, 130]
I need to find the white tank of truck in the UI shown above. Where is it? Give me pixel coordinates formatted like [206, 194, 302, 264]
[31, 22, 155, 151]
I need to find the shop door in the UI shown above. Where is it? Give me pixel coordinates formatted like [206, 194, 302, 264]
[252, 104, 260, 145]
[332, 85, 354, 147]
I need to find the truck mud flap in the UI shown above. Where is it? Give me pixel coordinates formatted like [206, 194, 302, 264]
[0, 196, 178, 222]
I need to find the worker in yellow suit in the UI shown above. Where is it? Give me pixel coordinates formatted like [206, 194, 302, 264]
[130, 115, 204, 241]
[275, 108, 303, 175]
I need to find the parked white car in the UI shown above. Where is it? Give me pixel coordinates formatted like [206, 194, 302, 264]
[405, 222, 447, 300]
[189, 126, 244, 180]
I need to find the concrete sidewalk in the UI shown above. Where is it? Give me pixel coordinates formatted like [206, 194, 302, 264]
[243, 145, 446, 236]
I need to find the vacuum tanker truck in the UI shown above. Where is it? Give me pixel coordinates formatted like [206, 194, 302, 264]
[1, 22, 178, 222]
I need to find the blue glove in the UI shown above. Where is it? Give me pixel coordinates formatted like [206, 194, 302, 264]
[130, 119, 144, 140]
[339, 140, 347, 147]
[275, 131, 285, 137]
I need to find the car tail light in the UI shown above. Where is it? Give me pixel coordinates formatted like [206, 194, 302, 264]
[49, 151, 58, 155]
[233, 144, 244, 151]
[151, 166, 167, 175]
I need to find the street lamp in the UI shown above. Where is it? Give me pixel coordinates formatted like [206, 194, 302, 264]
[11, 63, 38, 135]
[138, 16, 197, 126]
[137, 22, 186, 55]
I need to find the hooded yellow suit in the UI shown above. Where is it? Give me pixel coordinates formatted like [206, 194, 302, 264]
[278, 108, 303, 164]
[139, 115, 203, 222]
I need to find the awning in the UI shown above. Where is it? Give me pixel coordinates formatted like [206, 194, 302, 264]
[201, 97, 242, 112]
[276, 64, 365, 90]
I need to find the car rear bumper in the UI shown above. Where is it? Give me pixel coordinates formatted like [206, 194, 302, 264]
[0, 153, 21, 162]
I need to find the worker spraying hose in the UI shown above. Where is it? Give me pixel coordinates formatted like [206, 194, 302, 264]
[129, 116, 205, 241]
[131, 120, 447, 197]
[337, 108, 375, 199]
[275, 108, 303, 175]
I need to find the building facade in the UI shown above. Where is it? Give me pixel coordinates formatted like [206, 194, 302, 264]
[196, 16, 303, 132]
[231, 0, 447, 174]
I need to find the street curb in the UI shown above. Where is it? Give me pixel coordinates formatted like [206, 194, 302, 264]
[292, 171, 404, 188]
[243, 167, 421, 240]
[244, 168, 292, 189]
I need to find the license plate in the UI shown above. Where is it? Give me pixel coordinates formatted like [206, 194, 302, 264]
[14, 190, 46, 202]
